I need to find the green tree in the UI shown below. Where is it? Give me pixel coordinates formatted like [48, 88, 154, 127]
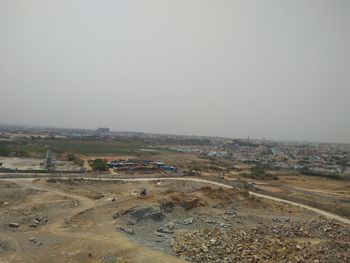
[91, 159, 108, 171]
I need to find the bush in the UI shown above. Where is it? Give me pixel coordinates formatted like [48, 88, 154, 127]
[251, 166, 265, 177]
[66, 153, 84, 167]
[0, 148, 10, 157]
[91, 159, 108, 171]
[245, 166, 278, 180]
[66, 153, 76, 161]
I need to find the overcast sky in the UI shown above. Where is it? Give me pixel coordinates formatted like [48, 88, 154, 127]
[1, 1, 349, 143]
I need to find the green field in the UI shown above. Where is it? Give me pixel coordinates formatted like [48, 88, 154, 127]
[0, 139, 162, 157]
[48, 141, 144, 155]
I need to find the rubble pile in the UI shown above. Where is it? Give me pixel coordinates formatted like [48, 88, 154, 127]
[118, 206, 165, 224]
[268, 218, 350, 239]
[28, 215, 48, 228]
[172, 218, 350, 263]
[28, 237, 42, 247]
[162, 192, 201, 211]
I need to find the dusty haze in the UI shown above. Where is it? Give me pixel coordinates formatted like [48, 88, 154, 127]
[1, 1, 349, 143]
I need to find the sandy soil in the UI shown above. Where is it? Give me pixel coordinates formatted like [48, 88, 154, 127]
[0, 157, 81, 171]
[0, 177, 349, 263]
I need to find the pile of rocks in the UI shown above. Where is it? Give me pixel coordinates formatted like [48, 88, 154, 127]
[28, 215, 48, 228]
[268, 218, 350, 240]
[224, 203, 238, 216]
[182, 217, 194, 225]
[29, 237, 42, 247]
[158, 221, 176, 234]
[126, 206, 164, 223]
[172, 218, 350, 263]
[199, 216, 232, 228]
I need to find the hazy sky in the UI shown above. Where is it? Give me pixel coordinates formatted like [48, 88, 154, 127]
[1, 1, 349, 143]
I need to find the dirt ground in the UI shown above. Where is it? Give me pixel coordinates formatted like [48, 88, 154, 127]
[0, 177, 349, 263]
[249, 174, 350, 219]
[0, 157, 81, 171]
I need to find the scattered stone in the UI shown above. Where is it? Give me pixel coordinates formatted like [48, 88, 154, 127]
[225, 204, 237, 215]
[112, 211, 120, 219]
[166, 221, 176, 230]
[115, 225, 134, 235]
[29, 215, 48, 228]
[28, 237, 42, 247]
[8, 222, 20, 228]
[158, 227, 174, 234]
[101, 253, 118, 263]
[180, 198, 199, 210]
[139, 188, 147, 197]
[154, 231, 165, 237]
[222, 215, 230, 221]
[183, 217, 194, 225]
[123, 206, 165, 223]
[172, 218, 350, 263]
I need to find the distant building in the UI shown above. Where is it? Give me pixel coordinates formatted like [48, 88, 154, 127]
[71, 133, 82, 140]
[95, 127, 110, 136]
[45, 150, 55, 171]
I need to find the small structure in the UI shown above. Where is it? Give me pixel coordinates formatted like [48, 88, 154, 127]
[45, 150, 55, 171]
[154, 162, 177, 172]
[95, 127, 110, 136]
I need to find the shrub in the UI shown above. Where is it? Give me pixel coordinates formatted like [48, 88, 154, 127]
[91, 159, 108, 171]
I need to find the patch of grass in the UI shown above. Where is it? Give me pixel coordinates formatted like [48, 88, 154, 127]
[48, 141, 142, 155]
[0, 139, 161, 157]
[66, 153, 84, 167]
[0, 140, 47, 157]
[245, 166, 278, 180]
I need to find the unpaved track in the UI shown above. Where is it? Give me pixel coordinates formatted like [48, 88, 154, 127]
[3, 176, 350, 225]
[10, 180, 185, 263]
[294, 187, 350, 198]
[107, 177, 350, 225]
[1, 176, 350, 262]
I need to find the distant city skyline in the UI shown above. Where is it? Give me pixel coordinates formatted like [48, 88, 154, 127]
[1, 1, 349, 143]
[1, 121, 349, 145]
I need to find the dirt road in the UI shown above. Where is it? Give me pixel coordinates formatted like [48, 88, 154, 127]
[2, 176, 350, 225]
[2, 179, 185, 263]
[110, 177, 350, 225]
[1, 176, 350, 263]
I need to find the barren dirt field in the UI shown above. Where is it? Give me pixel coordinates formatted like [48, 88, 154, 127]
[1, 177, 349, 263]
[252, 175, 350, 220]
